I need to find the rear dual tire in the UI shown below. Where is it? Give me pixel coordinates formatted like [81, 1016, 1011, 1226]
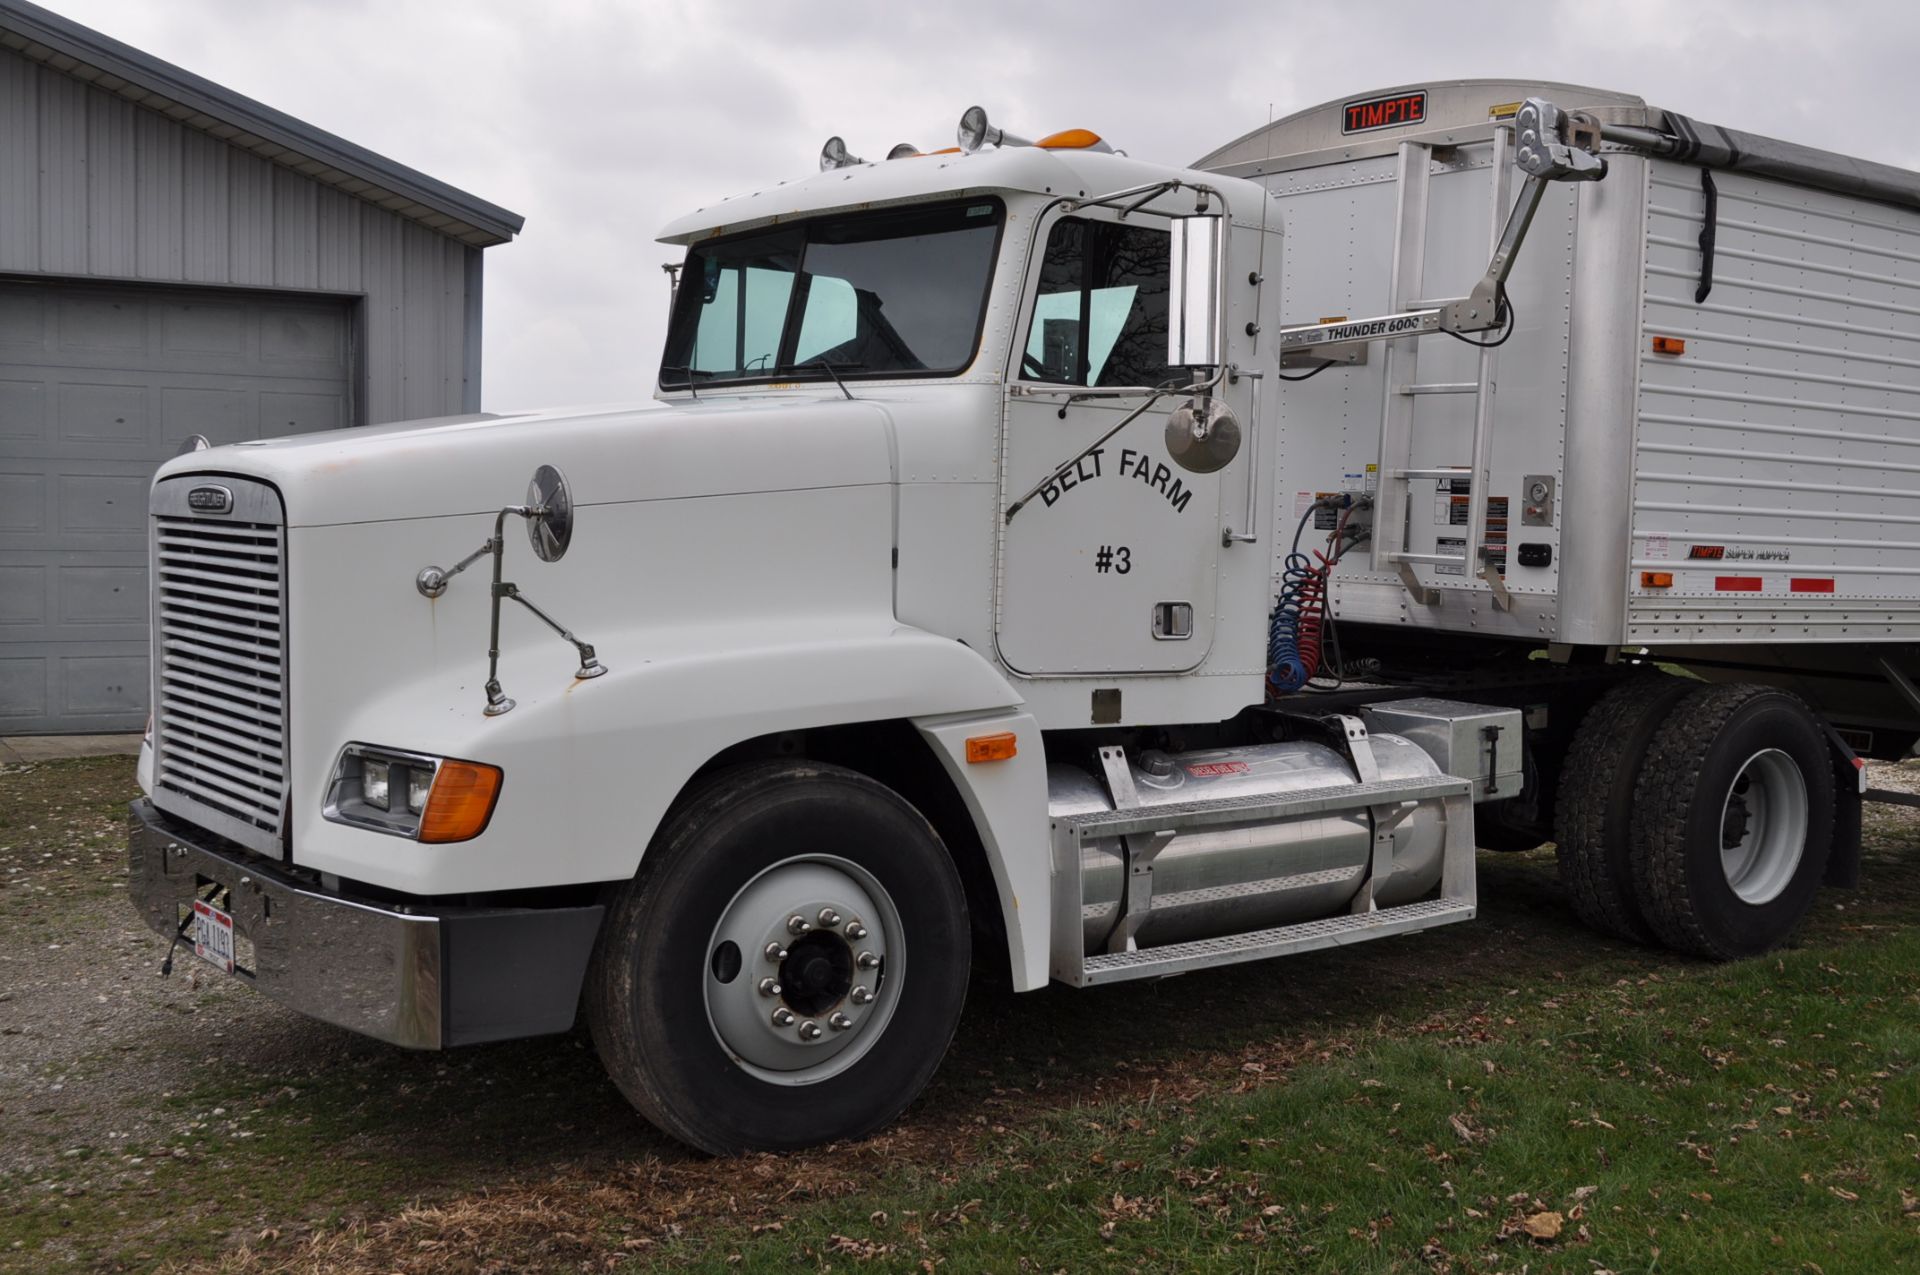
[1555, 678, 1832, 959]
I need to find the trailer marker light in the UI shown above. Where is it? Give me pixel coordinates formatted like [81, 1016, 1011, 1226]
[1715, 576, 1764, 591]
[965, 732, 1019, 764]
[1790, 577, 1836, 593]
[1652, 335, 1686, 355]
[1640, 571, 1673, 588]
[418, 761, 504, 843]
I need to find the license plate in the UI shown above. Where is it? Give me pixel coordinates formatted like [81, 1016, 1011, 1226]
[192, 897, 236, 974]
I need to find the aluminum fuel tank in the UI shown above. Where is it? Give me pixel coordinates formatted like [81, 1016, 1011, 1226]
[1050, 736, 1448, 952]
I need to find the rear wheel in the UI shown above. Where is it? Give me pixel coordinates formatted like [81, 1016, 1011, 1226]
[587, 761, 970, 1154]
[1629, 685, 1833, 959]
[1552, 675, 1694, 941]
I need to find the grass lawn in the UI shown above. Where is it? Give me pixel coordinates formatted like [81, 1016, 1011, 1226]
[2, 755, 1918, 1272]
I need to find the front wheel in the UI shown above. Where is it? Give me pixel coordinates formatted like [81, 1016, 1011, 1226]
[587, 761, 971, 1154]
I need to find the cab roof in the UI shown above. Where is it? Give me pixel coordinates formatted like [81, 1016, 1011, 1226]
[655, 145, 1269, 245]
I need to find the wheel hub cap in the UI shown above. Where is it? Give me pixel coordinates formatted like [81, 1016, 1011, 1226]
[704, 856, 900, 1084]
[1718, 748, 1808, 906]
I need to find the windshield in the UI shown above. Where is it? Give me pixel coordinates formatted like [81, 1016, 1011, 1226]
[660, 199, 1004, 387]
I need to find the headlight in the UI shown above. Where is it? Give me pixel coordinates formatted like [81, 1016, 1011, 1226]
[324, 744, 502, 843]
[362, 758, 392, 810]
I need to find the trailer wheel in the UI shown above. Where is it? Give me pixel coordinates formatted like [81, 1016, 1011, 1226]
[586, 760, 970, 1154]
[1553, 675, 1694, 941]
[1629, 685, 1833, 960]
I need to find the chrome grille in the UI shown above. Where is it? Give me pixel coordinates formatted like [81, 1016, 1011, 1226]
[151, 478, 288, 855]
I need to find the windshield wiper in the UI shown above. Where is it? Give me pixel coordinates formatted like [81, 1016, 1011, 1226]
[658, 364, 709, 400]
[775, 359, 864, 401]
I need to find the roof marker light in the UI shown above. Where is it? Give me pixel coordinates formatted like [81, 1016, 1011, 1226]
[888, 142, 923, 160]
[1035, 128, 1113, 153]
[957, 105, 1031, 153]
[819, 136, 865, 171]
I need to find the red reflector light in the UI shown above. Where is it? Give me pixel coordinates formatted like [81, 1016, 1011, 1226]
[1715, 576, 1764, 591]
[1790, 578, 1835, 593]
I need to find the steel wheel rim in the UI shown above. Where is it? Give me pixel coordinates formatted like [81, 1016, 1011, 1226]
[1718, 748, 1807, 905]
[704, 854, 902, 1085]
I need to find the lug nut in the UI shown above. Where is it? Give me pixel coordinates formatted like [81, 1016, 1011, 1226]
[845, 922, 868, 940]
[857, 950, 881, 970]
[764, 942, 787, 962]
[771, 1008, 796, 1027]
[798, 1020, 823, 1041]
[817, 907, 841, 927]
[828, 1012, 853, 1031]
[850, 986, 874, 1005]
[787, 915, 812, 935]
[758, 977, 781, 997]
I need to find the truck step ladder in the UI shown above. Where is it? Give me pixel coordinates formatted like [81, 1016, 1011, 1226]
[1370, 125, 1517, 611]
[1049, 753, 1477, 988]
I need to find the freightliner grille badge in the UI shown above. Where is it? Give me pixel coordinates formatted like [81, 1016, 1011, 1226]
[186, 485, 233, 514]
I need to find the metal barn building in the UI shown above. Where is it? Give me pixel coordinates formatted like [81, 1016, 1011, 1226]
[0, 0, 523, 735]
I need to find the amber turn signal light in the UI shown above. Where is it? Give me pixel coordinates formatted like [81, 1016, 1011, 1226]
[418, 760, 504, 843]
[1640, 570, 1674, 589]
[1651, 335, 1686, 355]
[965, 732, 1019, 764]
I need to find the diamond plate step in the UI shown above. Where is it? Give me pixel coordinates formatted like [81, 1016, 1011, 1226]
[1076, 897, 1475, 986]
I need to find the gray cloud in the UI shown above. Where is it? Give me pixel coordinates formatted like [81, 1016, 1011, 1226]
[45, 0, 1920, 411]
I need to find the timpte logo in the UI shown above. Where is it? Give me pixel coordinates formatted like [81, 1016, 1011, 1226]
[1342, 91, 1428, 134]
[1687, 545, 1726, 559]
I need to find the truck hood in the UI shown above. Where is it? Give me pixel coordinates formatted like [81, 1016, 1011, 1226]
[152, 396, 899, 527]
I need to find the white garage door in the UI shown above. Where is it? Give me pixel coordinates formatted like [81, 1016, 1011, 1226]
[0, 280, 352, 735]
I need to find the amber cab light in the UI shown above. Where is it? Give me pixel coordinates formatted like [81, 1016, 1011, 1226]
[418, 760, 504, 843]
[1036, 128, 1106, 150]
[965, 732, 1019, 764]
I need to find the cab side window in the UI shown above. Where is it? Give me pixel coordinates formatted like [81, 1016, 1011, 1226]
[1022, 218, 1171, 388]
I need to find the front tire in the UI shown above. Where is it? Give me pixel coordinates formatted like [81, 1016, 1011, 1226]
[587, 761, 970, 1154]
[1629, 685, 1834, 960]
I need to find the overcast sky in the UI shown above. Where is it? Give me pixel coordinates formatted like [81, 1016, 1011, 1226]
[42, 0, 1920, 414]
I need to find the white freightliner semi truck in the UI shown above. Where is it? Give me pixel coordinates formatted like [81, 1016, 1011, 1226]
[130, 80, 1920, 1153]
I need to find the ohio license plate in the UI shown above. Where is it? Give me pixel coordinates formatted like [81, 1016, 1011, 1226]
[192, 897, 236, 974]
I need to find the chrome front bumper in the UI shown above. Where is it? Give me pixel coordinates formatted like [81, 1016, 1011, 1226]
[127, 799, 602, 1049]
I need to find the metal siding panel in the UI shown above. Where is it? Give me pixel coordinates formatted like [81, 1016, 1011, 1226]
[37, 71, 88, 274]
[86, 91, 139, 278]
[180, 131, 229, 283]
[1630, 161, 1920, 643]
[134, 108, 185, 280]
[360, 209, 404, 423]
[314, 187, 363, 292]
[462, 244, 483, 412]
[0, 50, 41, 272]
[273, 167, 318, 289]
[399, 221, 444, 419]
[226, 151, 274, 286]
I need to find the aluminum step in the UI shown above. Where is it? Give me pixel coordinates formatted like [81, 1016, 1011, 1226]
[1075, 896, 1475, 986]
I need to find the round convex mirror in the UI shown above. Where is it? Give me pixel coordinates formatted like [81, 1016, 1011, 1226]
[525, 464, 574, 563]
[1163, 398, 1242, 474]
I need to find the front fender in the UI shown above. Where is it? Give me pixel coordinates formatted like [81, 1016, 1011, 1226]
[289, 617, 1024, 895]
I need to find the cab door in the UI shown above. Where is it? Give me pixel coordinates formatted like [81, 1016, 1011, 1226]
[995, 209, 1227, 676]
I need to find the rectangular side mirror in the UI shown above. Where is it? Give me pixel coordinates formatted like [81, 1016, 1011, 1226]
[1167, 216, 1222, 368]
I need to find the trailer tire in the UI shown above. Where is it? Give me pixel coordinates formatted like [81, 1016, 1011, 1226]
[586, 760, 970, 1154]
[1553, 674, 1694, 941]
[1629, 685, 1833, 960]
